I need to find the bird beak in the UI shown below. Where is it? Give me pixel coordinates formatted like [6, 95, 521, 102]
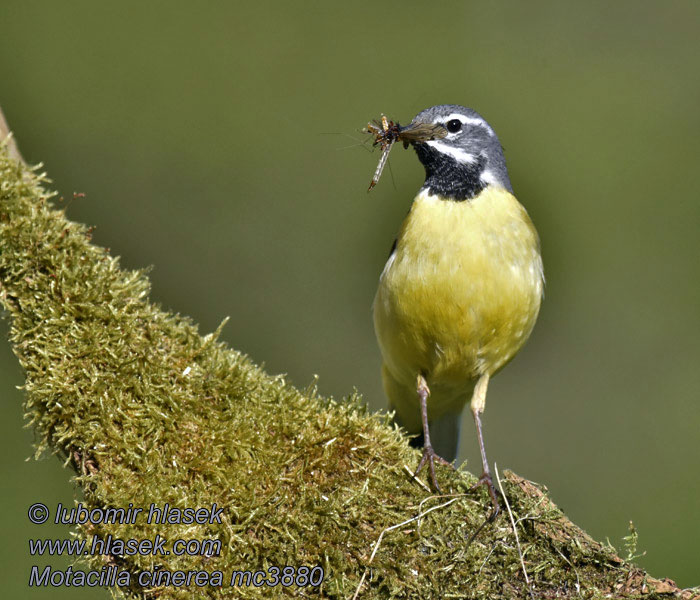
[397, 121, 448, 147]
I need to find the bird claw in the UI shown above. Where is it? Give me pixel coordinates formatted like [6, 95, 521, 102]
[414, 445, 454, 493]
[464, 470, 501, 548]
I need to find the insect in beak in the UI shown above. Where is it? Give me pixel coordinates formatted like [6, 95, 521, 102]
[363, 115, 400, 191]
[363, 116, 447, 191]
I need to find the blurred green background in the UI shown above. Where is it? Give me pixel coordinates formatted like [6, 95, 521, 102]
[1, 1, 699, 595]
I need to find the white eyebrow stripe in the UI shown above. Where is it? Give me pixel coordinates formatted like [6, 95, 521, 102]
[431, 113, 495, 136]
[425, 140, 476, 163]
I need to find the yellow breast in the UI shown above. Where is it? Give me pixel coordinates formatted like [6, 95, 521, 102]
[373, 186, 543, 411]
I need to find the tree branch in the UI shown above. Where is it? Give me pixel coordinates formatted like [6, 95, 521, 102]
[1, 105, 697, 599]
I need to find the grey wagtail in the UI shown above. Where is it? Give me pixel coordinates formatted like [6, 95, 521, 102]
[369, 104, 544, 520]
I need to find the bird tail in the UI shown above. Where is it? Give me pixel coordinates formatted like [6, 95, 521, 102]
[426, 408, 463, 464]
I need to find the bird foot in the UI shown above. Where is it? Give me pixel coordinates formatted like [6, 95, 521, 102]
[469, 470, 496, 496]
[414, 444, 454, 493]
[465, 470, 501, 547]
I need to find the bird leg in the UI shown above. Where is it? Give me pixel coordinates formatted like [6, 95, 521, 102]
[414, 374, 454, 492]
[465, 373, 501, 546]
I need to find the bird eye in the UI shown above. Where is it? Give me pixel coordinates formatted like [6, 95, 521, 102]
[446, 119, 462, 133]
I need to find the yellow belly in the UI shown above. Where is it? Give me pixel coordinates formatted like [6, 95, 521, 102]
[373, 186, 543, 426]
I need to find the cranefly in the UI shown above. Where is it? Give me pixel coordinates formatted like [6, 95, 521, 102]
[364, 115, 446, 190]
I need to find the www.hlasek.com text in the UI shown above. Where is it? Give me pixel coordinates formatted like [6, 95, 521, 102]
[29, 534, 221, 558]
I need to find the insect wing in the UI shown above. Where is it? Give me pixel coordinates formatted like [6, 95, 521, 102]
[398, 122, 447, 143]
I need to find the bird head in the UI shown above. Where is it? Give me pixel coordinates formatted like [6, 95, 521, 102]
[400, 104, 512, 200]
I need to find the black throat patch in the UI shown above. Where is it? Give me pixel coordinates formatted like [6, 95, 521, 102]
[413, 142, 487, 201]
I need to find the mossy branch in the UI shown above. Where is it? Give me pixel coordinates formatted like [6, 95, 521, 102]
[1, 107, 696, 599]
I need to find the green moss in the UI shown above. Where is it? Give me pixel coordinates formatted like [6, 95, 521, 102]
[1, 143, 693, 599]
